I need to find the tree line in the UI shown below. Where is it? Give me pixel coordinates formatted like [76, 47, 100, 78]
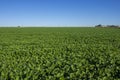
[95, 24, 120, 28]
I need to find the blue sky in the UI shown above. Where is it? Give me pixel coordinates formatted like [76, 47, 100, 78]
[0, 0, 120, 27]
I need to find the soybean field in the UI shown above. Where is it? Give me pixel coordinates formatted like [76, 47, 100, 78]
[0, 27, 120, 80]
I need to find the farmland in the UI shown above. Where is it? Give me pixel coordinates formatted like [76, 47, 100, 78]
[0, 27, 120, 80]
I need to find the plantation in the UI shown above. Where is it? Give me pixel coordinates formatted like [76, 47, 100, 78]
[0, 27, 120, 80]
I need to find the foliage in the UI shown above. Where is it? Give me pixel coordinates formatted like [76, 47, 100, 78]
[106, 25, 119, 28]
[95, 24, 103, 27]
[0, 27, 120, 80]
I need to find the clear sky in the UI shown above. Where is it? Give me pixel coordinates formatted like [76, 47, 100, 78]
[0, 0, 120, 27]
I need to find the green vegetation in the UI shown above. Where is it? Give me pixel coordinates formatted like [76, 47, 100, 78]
[0, 27, 120, 80]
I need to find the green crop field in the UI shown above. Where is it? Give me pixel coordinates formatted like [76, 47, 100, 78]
[0, 27, 120, 80]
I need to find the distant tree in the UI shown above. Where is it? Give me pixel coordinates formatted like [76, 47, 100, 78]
[95, 24, 103, 27]
[18, 26, 20, 28]
[106, 25, 119, 28]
